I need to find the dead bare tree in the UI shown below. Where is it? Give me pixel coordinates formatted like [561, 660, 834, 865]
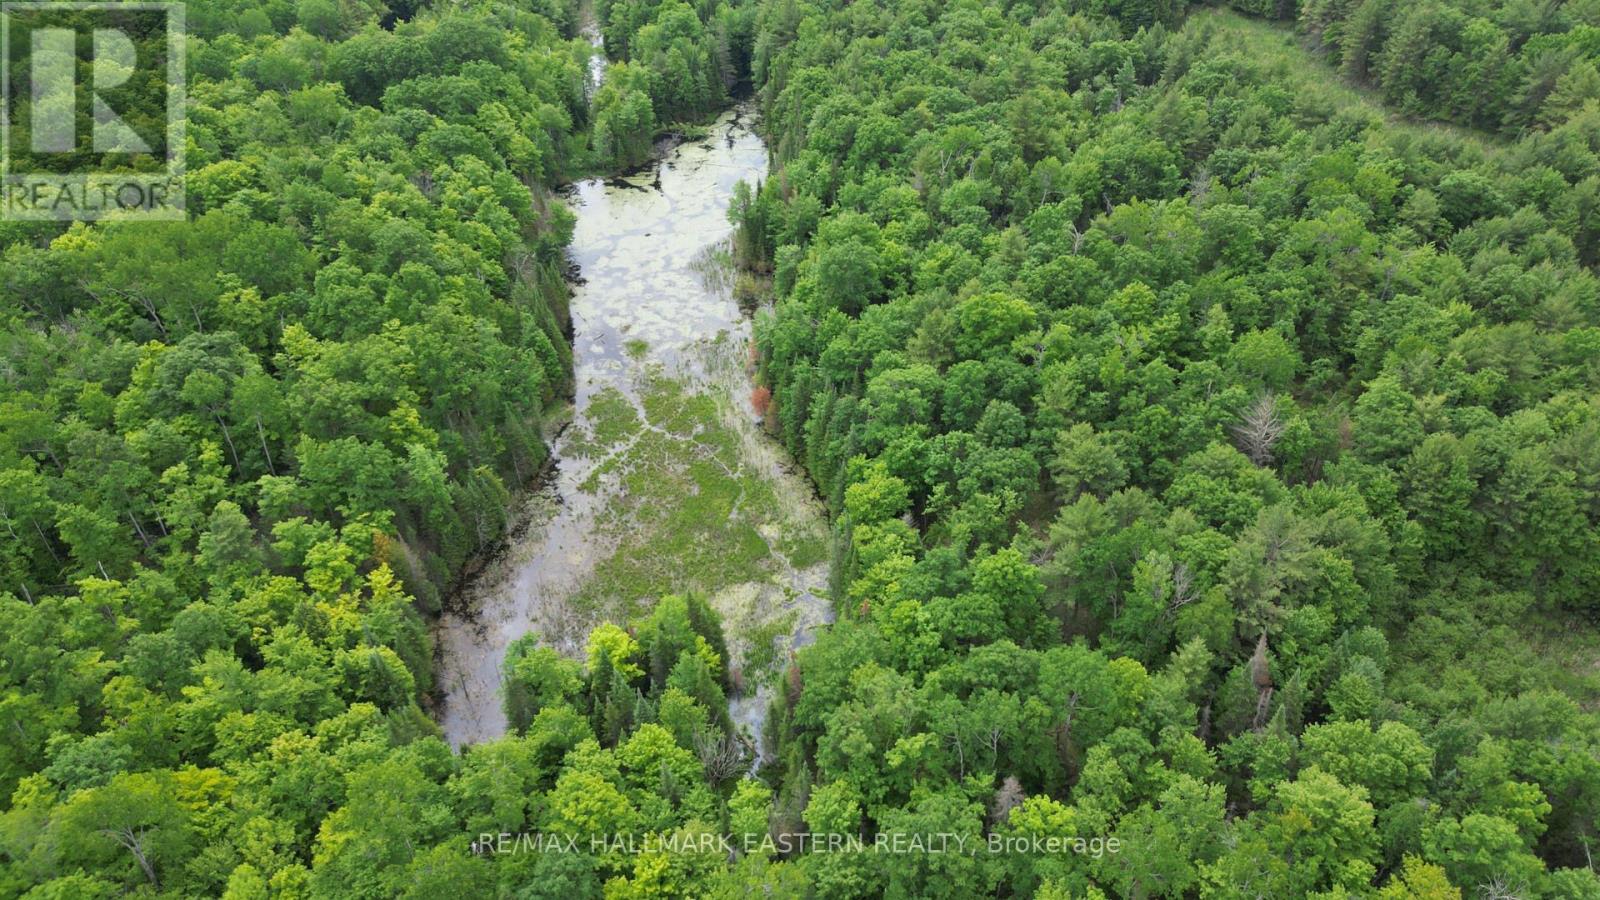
[1152, 556, 1196, 623]
[1249, 632, 1274, 731]
[1477, 876, 1528, 900]
[1249, 631, 1272, 690]
[1232, 391, 1285, 466]
[1167, 560, 1195, 615]
[100, 826, 158, 888]
[991, 776, 1026, 826]
[695, 729, 751, 785]
[980, 724, 1003, 770]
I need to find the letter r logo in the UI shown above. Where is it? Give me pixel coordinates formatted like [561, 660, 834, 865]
[28, 26, 150, 153]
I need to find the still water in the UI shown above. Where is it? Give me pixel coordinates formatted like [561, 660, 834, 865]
[432, 104, 832, 752]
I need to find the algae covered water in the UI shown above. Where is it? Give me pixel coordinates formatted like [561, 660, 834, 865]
[432, 105, 832, 750]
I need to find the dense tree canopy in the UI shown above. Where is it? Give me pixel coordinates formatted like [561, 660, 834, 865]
[4, 0, 1600, 896]
[736, 0, 1600, 896]
[0, 0, 767, 895]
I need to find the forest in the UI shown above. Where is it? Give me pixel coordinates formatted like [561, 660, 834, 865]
[2, 0, 1600, 897]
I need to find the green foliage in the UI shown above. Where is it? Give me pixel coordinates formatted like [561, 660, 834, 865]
[1298, 0, 1600, 134]
[0, 0, 775, 895]
[7, 0, 1600, 895]
[740, 0, 1600, 895]
[589, 0, 746, 167]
